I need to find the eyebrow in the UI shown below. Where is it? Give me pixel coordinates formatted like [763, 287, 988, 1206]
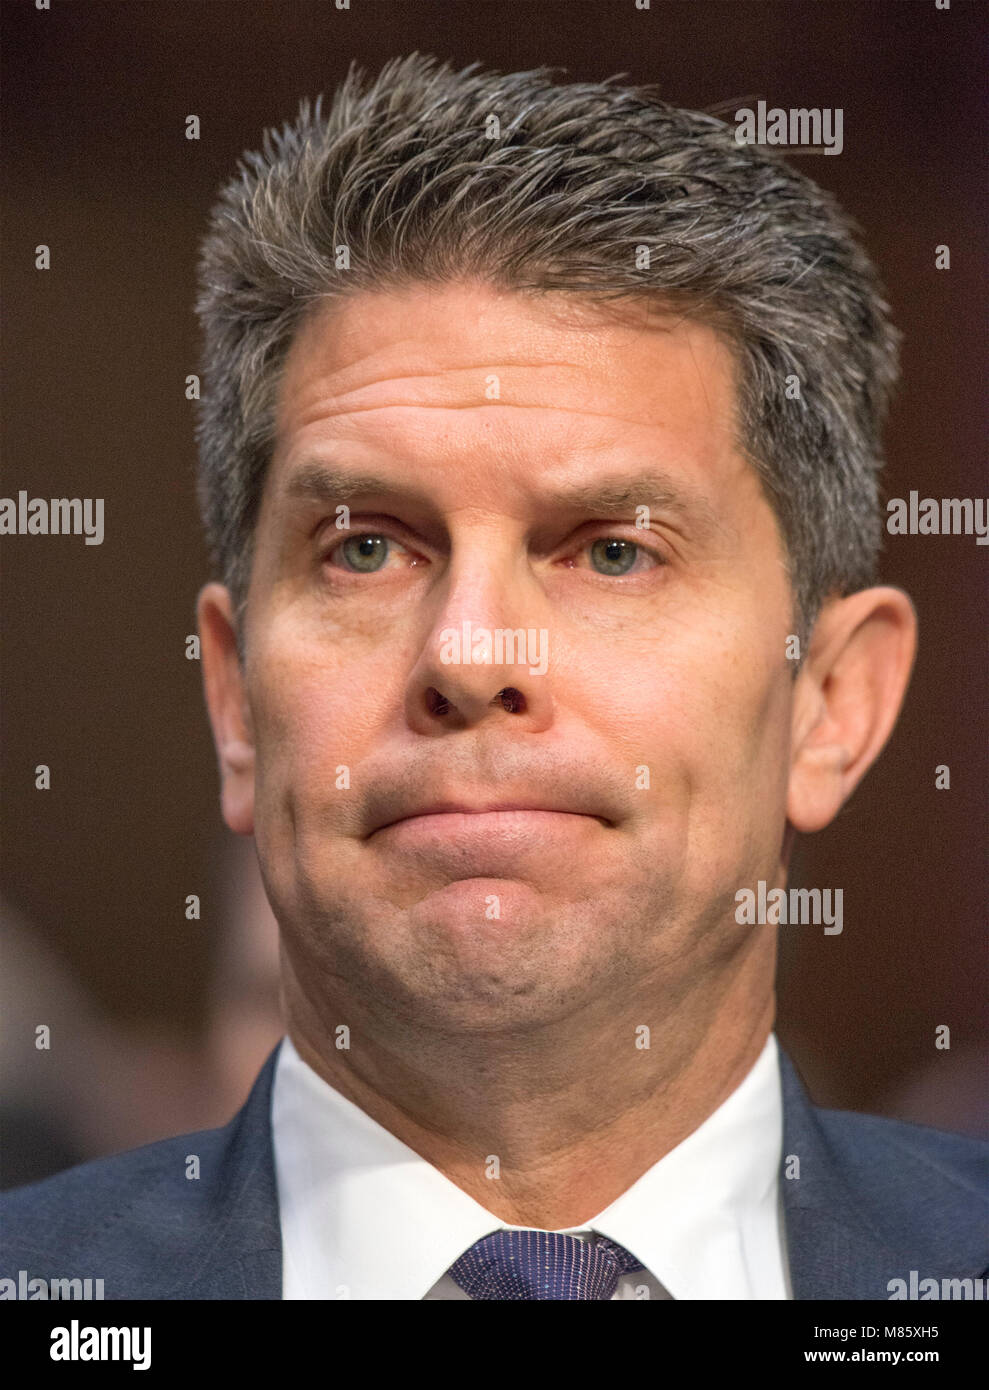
[546, 472, 723, 537]
[282, 461, 725, 540]
[284, 464, 421, 507]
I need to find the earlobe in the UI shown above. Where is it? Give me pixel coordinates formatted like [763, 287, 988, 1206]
[787, 587, 917, 834]
[196, 582, 256, 835]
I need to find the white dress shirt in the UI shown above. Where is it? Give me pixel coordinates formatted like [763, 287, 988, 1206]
[272, 1029, 792, 1299]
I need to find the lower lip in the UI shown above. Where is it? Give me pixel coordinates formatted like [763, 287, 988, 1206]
[372, 809, 604, 860]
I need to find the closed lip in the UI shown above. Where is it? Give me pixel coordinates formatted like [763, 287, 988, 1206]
[369, 801, 611, 836]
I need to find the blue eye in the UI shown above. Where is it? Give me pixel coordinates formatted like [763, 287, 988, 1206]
[589, 538, 641, 576]
[337, 534, 390, 572]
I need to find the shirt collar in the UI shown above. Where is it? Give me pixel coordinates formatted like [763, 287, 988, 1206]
[272, 1030, 784, 1299]
[586, 1031, 785, 1298]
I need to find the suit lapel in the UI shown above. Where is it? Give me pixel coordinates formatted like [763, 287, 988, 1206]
[778, 1045, 900, 1298]
[180, 1039, 284, 1299]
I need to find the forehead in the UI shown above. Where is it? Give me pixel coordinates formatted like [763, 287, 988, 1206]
[277, 280, 738, 425]
[267, 281, 753, 524]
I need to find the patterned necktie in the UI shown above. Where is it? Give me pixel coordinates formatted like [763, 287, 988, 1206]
[447, 1229, 645, 1300]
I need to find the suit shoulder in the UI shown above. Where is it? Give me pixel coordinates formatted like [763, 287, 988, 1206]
[816, 1104, 986, 1177]
[1, 1123, 227, 1269]
[813, 1102, 988, 1226]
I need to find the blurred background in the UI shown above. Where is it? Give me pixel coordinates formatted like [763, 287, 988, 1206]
[1, 0, 986, 1188]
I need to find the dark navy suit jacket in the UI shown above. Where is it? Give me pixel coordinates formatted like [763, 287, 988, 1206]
[2, 1040, 986, 1299]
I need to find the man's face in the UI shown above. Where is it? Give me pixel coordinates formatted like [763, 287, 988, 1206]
[234, 283, 794, 1034]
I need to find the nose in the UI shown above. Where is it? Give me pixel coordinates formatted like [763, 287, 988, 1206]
[404, 546, 554, 734]
[425, 683, 528, 718]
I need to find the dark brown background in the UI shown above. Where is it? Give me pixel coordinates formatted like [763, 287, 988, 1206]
[2, 0, 986, 1162]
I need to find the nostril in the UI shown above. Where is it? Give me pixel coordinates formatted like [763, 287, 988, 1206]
[426, 687, 452, 716]
[497, 687, 526, 714]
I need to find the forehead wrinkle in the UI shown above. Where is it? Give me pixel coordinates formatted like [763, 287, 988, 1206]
[282, 400, 704, 433]
[319, 361, 593, 390]
[278, 342, 598, 414]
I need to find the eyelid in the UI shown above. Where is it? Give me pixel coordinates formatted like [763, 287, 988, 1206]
[318, 517, 418, 556]
[575, 524, 670, 565]
[317, 518, 669, 572]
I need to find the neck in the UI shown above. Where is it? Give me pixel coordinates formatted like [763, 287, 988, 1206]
[282, 948, 775, 1229]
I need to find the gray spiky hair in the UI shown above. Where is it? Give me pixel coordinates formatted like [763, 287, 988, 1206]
[193, 52, 899, 639]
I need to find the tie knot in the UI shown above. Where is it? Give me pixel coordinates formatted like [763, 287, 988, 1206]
[447, 1229, 644, 1300]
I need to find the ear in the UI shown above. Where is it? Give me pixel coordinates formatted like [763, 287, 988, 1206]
[787, 586, 917, 833]
[197, 583, 255, 835]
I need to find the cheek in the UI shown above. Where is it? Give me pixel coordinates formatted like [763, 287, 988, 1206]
[606, 627, 792, 884]
[248, 645, 339, 817]
[680, 662, 792, 891]
[248, 631, 399, 832]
